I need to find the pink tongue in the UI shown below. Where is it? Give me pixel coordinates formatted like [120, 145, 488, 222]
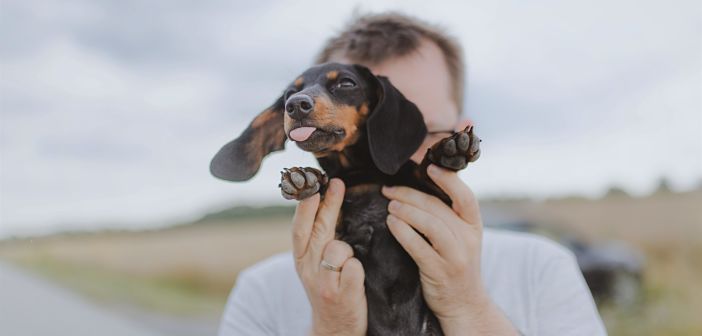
[289, 127, 316, 142]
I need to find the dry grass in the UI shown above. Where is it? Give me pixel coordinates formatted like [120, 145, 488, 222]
[1, 192, 700, 334]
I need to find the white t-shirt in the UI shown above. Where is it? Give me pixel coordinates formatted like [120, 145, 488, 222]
[218, 229, 607, 335]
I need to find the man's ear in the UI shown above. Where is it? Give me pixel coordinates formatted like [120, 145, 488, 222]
[355, 65, 427, 175]
[210, 96, 286, 181]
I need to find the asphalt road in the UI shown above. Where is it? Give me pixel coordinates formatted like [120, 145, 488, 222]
[0, 262, 161, 336]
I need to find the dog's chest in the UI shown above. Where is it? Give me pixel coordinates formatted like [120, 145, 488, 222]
[336, 184, 388, 257]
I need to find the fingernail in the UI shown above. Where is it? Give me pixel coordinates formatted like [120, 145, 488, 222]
[386, 214, 398, 226]
[382, 186, 395, 194]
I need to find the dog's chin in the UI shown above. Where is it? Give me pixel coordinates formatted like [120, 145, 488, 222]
[293, 129, 344, 152]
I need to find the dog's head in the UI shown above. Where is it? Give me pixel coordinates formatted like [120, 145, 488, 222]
[210, 62, 427, 181]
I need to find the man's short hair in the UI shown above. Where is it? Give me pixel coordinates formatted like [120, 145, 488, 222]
[315, 12, 465, 112]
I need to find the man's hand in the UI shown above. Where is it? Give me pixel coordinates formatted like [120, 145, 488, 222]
[382, 164, 518, 336]
[292, 178, 367, 336]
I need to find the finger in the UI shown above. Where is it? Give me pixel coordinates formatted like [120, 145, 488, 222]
[427, 164, 481, 226]
[291, 193, 321, 259]
[455, 118, 473, 131]
[387, 200, 455, 255]
[386, 214, 440, 270]
[320, 240, 353, 290]
[340, 257, 365, 295]
[382, 185, 456, 224]
[306, 178, 345, 267]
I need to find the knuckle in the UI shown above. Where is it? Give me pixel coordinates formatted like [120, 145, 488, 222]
[344, 258, 364, 276]
[318, 286, 338, 303]
[415, 193, 431, 205]
[311, 222, 331, 240]
[455, 198, 472, 212]
[426, 225, 440, 240]
[344, 257, 358, 271]
[326, 239, 345, 251]
[419, 211, 434, 226]
[324, 239, 350, 257]
[342, 259, 356, 274]
[319, 211, 339, 228]
[292, 228, 307, 242]
[394, 187, 417, 201]
[446, 259, 468, 277]
[392, 186, 410, 194]
[307, 244, 324, 261]
[392, 200, 404, 211]
[425, 195, 443, 208]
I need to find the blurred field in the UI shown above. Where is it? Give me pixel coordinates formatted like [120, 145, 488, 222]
[1, 191, 700, 335]
[0, 215, 294, 317]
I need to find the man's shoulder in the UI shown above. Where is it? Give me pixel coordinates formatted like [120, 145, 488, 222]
[221, 254, 310, 335]
[240, 251, 296, 282]
[483, 228, 575, 261]
[481, 228, 578, 283]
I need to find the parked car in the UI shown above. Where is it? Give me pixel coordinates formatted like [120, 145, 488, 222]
[481, 207, 644, 306]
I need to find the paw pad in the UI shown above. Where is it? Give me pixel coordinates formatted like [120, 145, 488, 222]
[427, 126, 481, 171]
[279, 167, 328, 200]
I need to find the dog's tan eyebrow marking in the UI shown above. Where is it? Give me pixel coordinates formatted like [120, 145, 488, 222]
[358, 103, 369, 116]
[326, 70, 339, 81]
[294, 77, 304, 88]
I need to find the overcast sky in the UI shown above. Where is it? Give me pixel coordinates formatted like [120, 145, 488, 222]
[1, 0, 700, 237]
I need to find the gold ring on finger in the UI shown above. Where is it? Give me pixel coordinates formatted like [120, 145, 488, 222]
[320, 259, 342, 272]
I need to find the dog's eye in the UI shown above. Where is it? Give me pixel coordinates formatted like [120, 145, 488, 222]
[336, 78, 356, 89]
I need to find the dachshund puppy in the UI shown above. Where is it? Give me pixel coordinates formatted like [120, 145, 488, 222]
[211, 62, 480, 335]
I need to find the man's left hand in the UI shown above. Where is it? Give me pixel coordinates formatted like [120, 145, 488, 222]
[381, 164, 518, 335]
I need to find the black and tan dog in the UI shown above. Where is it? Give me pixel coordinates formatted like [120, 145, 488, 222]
[210, 62, 480, 335]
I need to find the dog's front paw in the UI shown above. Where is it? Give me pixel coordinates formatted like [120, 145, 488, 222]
[279, 167, 328, 200]
[426, 126, 481, 171]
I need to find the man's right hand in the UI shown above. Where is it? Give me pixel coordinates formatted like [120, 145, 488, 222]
[291, 178, 367, 336]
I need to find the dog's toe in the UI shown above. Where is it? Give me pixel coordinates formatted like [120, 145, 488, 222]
[290, 170, 305, 188]
[443, 138, 457, 156]
[280, 178, 297, 195]
[304, 170, 318, 186]
[457, 132, 470, 151]
[440, 155, 466, 169]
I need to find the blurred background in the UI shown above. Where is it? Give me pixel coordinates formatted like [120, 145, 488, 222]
[0, 0, 700, 335]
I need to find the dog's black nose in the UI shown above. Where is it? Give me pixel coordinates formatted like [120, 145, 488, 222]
[285, 94, 314, 120]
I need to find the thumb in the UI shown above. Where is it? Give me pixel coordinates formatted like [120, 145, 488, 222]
[428, 164, 481, 226]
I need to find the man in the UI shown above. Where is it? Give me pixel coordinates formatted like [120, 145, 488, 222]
[219, 12, 606, 336]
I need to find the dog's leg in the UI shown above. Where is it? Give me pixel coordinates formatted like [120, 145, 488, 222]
[410, 126, 481, 206]
[279, 167, 328, 200]
[425, 126, 481, 171]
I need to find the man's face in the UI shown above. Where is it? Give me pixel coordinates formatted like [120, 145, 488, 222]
[331, 38, 470, 163]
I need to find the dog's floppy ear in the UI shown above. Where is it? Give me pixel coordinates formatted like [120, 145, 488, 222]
[354, 65, 427, 175]
[210, 96, 286, 181]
